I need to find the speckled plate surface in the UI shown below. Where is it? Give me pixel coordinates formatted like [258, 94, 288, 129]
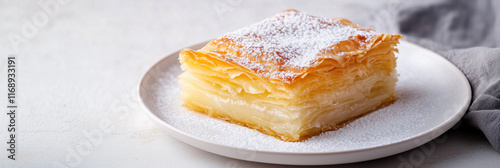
[138, 40, 471, 165]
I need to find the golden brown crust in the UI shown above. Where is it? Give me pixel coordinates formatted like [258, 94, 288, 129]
[198, 10, 402, 84]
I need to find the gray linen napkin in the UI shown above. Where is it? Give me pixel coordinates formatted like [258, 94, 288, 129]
[398, 0, 500, 151]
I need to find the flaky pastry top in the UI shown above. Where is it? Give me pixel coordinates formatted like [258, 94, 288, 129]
[198, 9, 401, 84]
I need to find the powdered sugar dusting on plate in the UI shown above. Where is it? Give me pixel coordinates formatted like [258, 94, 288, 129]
[208, 10, 378, 83]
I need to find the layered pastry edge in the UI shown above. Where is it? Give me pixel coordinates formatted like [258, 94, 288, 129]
[178, 9, 402, 142]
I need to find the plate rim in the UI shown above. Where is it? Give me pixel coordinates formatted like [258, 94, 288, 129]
[138, 40, 472, 164]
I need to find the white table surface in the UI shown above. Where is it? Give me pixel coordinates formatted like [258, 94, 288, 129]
[1, 0, 499, 167]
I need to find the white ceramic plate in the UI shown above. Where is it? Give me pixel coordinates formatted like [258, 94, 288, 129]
[138, 40, 471, 165]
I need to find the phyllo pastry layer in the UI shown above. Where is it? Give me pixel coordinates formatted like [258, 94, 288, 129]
[178, 9, 402, 142]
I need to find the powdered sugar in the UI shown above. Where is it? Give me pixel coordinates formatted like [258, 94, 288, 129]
[210, 10, 378, 83]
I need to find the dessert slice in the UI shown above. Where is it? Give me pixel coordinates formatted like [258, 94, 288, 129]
[178, 9, 402, 142]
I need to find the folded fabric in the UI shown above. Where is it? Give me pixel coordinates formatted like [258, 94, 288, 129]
[398, 0, 500, 151]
